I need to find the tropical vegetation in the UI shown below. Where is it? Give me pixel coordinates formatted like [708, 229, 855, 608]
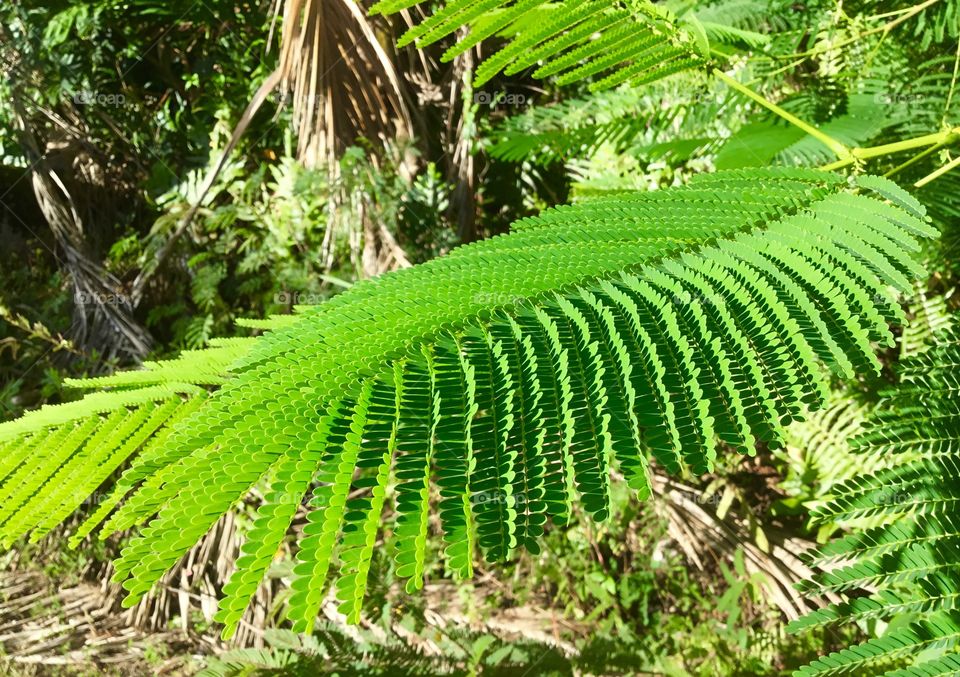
[2, 0, 960, 674]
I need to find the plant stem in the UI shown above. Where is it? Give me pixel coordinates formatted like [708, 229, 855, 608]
[774, 0, 941, 61]
[884, 140, 950, 177]
[944, 37, 960, 127]
[713, 70, 850, 159]
[915, 153, 960, 187]
[821, 127, 960, 171]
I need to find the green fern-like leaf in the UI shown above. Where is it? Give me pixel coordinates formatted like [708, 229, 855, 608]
[0, 336, 252, 551]
[0, 169, 937, 639]
[369, 0, 708, 90]
[487, 74, 723, 165]
[793, 321, 960, 676]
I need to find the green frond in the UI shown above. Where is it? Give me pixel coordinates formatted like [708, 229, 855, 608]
[901, 286, 956, 358]
[886, 653, 960, 677]
[699, 20, 769, 49]
[791, 581, 960, 632]
[0, 169, 936, 639]
[0, 383, 204, 442]
[487, 74, 724, 166]
[693, 0, 791, 34]
[369, 0, 708, 90]
[778, 392, 880, 501]
[884, 56, 960, 141]
[0, 337, 249, 551]
[488, 86, 654, 164]
[67, 393, 209, 548]
[899, 0, 960, 49]
[915, 170, 960, 279]
[795, 324, 960, 676]
[62, 338, 254, 389]
[796, 612, 960, 677]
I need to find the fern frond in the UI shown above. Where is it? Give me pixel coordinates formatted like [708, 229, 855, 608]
[796, 612, 960, 677]
[899, 0, 960, 48]
[694, 0, 791, 34]
[63, 338, 253, 389]
[487, 73, 725, 166]
[901, 286, 956, 358]
[369, 0, 708, 90]
[0, 383, 203, 442]
[884, 56, 960, 141]
[699, 20, 769, 49]
[0, 169, 936, 638]
[794, 323, 960, 676]
[488, 86, 657, 164]
[0, 336, 250, 550]
[778, 392, 880, 502]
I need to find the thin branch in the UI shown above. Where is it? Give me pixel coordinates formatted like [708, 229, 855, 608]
[944, 37, 960, 127]
[713, 70, 850, 160]
[883, 140, 951, 178]
[773, 0, 942, 61]
[128, 69, 283, 306]
[821, 127, 960, 171]
[915, 153, 960, 187]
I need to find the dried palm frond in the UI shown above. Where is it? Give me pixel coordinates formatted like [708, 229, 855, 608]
[654, 474, 843, 621]
[6, 92, 152, 361]
[275, 0, 415, 170]
[2, 510, 279, 659]
[0, 571, 201, 673]
[136, 0, 421, 287]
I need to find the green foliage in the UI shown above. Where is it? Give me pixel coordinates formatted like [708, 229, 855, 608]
[716, 89, 907, 170]
[520, 482, 827, 674]
[773, 392, 883, 541]
[199, 486, 828, 675]
[0, 167, 936, 640]
[487, 74, 723, 167]
[480, 0, 960, 206]
[369, 0, 709, 90]
[1, 0, 279, 184]
[792, 322, 960, 676]
[197, 624, 573, 676]
[4, 0, 960, 671]
[893, 0, 960, 48]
